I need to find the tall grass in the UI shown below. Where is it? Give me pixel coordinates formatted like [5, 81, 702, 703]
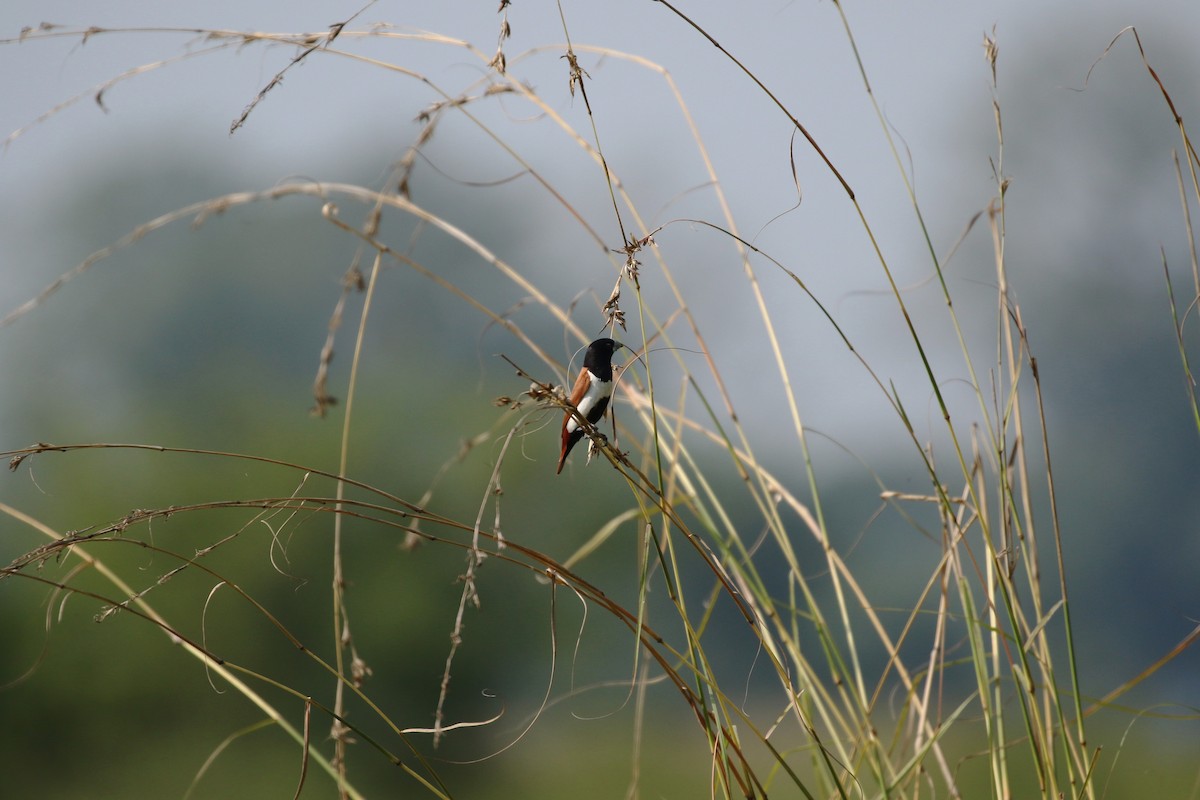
[3, 6, 1198, 799]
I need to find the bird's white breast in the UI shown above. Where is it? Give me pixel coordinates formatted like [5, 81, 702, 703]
[565, 372, 613, 434]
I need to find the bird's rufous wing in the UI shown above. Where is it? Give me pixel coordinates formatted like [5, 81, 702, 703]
[558, 368, 593, 473]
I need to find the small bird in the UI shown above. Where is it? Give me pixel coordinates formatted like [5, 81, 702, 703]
[557, 338, 623, 474]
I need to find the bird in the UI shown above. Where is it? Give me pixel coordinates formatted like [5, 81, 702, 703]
[557, 337, 623, 474]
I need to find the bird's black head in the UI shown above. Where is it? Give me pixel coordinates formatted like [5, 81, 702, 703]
[582, 337, 622, 378]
